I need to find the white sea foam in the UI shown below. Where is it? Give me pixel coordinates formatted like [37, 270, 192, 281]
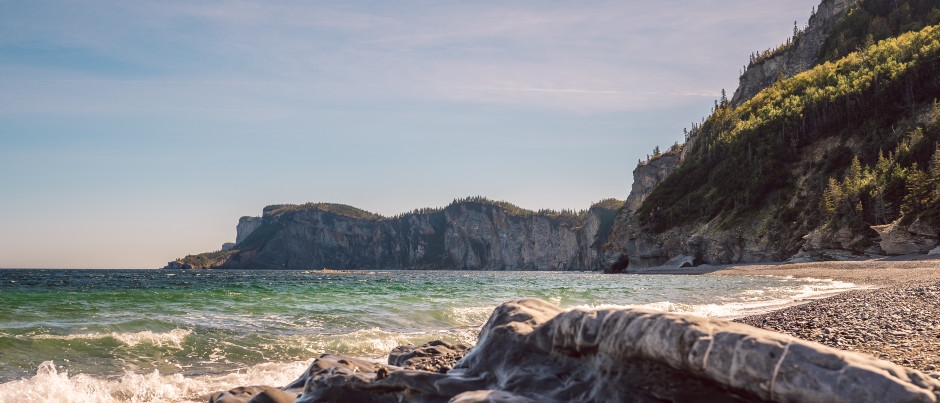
[445, 306, 495, 327]
[571, 278, 867, 319]
[0, 360, 310, 403]
[311, 328, 419, 357]
[32, 329, 192, 349]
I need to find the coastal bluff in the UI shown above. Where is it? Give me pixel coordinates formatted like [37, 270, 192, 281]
[167, 199, 621, 271]
[210, 298, 940, 403]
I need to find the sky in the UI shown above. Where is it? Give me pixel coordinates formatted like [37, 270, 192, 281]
[0, 0, 821, 268]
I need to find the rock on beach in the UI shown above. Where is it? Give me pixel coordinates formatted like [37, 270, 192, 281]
[210, 298, 940, 403]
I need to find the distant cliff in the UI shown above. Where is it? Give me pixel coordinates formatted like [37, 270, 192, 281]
[235, 216, 263, 245]
[166, 198, 622, 270]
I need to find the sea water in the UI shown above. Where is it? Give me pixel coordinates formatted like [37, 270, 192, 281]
[0, 269, 859, 403]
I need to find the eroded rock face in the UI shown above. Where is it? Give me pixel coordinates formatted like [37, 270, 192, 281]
[625, 153, 683, 212]
[793, 226, 883, 261]
[603, 214, 785, 271]
[236, 216, 264, 245]
[872, 220, 940, 256]
[211, 299, 940, 403]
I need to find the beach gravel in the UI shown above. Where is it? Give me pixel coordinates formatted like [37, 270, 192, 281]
[736, 279, 940, 375]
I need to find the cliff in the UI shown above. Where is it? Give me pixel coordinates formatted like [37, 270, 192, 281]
[731, 0, 858, 107]
[235, 216, 263, 245]
[167, 198, 622, 271]
[602, 0, 940, 271]
[625, 153, 682, 212]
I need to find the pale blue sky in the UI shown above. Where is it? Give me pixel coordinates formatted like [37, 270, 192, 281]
[0, 0, 820, 268]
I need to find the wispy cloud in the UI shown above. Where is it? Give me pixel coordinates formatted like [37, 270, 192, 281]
[0, 0, 820, 113]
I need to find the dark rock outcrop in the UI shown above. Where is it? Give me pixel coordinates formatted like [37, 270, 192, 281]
[211, 299, 940, 403]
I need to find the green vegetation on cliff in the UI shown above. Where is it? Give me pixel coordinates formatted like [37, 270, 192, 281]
[823, 131, 940, 230]
[261, 197, 622, 229]
[819, 0, 940, 63]
[264, 203, 385, 221]
[638, 23, 940, 250]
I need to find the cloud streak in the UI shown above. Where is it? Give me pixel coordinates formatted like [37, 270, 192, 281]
[2, 0, 821, 113]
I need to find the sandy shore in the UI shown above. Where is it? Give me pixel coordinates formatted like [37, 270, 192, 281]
[662, 254, 940, 375]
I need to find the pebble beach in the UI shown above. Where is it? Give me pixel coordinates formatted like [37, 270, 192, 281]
[696, 255, 940, 377]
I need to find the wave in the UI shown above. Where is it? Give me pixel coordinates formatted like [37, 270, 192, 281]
[569, 278, 866, 319]
[31, 329, 192, 349]
[301, 326, 479, 359]
[0, 360, 309, 403]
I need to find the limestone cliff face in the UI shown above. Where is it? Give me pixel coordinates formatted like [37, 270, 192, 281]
[624, 153, 682, 212]
[731, 0, 858, 107]
[183, 201, 619, 270]
[235, 216, 263, 245]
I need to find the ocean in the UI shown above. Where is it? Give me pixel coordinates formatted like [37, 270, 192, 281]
[0, 269, 859, 403]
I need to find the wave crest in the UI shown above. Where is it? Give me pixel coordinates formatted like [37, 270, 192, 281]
[32, 329, 192, 348]
[0, 360, 309, 403]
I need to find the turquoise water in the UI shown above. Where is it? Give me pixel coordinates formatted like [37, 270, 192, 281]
[0, 269, 858, 402]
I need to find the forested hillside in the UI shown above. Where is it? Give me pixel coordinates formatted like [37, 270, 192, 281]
[632, 5, 940, 261]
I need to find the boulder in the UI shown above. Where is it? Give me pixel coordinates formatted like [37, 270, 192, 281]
[209, 386, 299, 403]
[211, 299, 940, 403]
[872, 220, 939, 256]
[388, 340, 471, 373]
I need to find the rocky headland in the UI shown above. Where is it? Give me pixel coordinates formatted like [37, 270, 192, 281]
[167, 198, 621, 271]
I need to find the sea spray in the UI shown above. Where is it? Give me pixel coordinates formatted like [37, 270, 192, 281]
[0, 360, 310, 403]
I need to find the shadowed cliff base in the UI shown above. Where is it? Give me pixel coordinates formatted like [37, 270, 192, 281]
[210, 298, 940, 403]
